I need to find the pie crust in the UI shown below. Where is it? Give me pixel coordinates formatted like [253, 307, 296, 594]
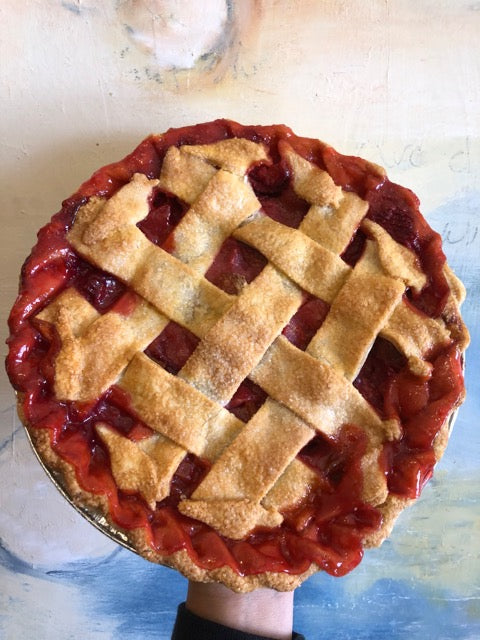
[6, 120, 469, 592]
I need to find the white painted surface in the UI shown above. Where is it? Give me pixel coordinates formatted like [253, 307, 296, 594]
[1, 1, 479, 638]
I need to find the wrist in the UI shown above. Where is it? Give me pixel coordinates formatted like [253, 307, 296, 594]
[185, 581, 294, 640]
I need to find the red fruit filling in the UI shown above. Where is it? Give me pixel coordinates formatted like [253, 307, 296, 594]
[6, 120, 464, 577]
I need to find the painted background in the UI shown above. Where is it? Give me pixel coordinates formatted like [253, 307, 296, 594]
[0, 2, 479, 638]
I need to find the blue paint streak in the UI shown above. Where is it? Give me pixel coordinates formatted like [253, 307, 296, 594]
[426, 191, 480, 473]
[0, 539, 123, 581]
[61, 1, 82, 16]
[0, 416, 21, 455]
[42, 550, 187, 638]
[0, 540, 185, 637]
[295, 573, 480, 640]
[3, 536, 478, 639]
[0, 541, 43, 579]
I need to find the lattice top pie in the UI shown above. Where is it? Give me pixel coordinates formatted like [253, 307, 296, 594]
[7, 120, 469, 592]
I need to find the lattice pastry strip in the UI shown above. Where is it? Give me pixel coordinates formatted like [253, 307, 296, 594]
[164, 168, 261, 273]
[281, 143, 343, 208]
[299, 192, 368, 256]
[180, 138, 269, 175]
[96, 424, 185, 509]
[306, 240, 405, 381]
[158, 146, 217, 205]
[361, 219, 426, 294]
[233, 215, 351, 302]
[81, 173, 160, 244]
[179, 264, 303, 404]
[281, 144, 370, 255]
[119, 352, 244, 460]
[36, 288, 167, 402]
[381, 302, 450, 375]
[36, 287, 101, 338]
[158, 138, 269, 206]
[262, 459, 319, 512]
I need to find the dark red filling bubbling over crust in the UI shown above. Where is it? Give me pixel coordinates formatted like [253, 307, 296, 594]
[6, 120, 465, 578]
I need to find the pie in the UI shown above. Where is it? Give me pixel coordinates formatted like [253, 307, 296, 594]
[6, 120, 469, 592]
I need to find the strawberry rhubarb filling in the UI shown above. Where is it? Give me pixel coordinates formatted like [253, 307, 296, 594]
[6, 120, 465, 577]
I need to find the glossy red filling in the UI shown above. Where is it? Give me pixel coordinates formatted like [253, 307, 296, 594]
[6, 120, 465, 578]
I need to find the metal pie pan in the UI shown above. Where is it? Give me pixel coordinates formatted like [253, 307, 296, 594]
[24, 424, 137, 554]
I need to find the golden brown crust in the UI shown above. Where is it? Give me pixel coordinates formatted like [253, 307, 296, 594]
[159, 146, 217, 205]
[128, 532, 319, 593]
[362, 219, 427, 293]
[96, 423, 161, 509]
[42, 291, 167, 402]
[168, 169, 260, 273]
[179, 399, 313, 539]
[307, 241, 405, 381]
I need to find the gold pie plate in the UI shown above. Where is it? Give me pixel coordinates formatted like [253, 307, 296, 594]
[22, 409, 136, 555]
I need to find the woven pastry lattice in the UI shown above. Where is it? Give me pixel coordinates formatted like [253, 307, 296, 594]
[35, 138, 458, 542]
[9, 122, 468, 590]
